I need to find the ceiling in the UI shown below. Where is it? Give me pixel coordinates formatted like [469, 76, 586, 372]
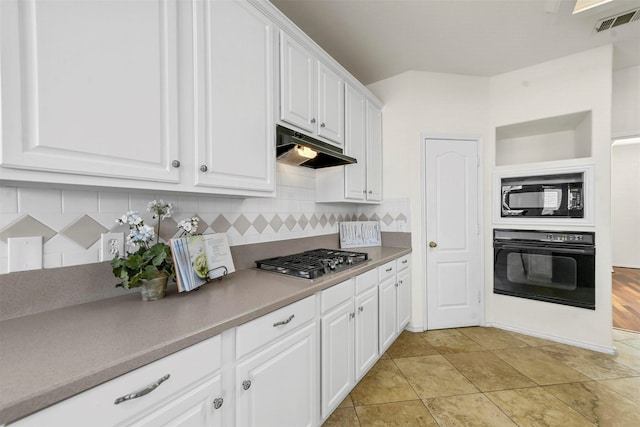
[271, 0, 640, 85]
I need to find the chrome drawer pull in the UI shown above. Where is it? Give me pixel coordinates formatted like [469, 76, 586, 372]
[402, 260, 408, 264]
[213, 397, 224, 409]
[242, 380, 252, 390]
[385, 267, 392, 272]
[114, 374, 170, 405]
[273, 314, 294, 327]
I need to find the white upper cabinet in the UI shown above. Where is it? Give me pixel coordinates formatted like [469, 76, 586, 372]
[279, 32, 316, 133]
[344, 85, 367, 200]
[316, 85, 383, 204]
[365, 100, 383, 202]
[193, 0, 275, 193]
[317, 62, 345, 145]
[0, 0, 180, 183]
[279, 32, 344, 146]
[0, 0, 276, 197]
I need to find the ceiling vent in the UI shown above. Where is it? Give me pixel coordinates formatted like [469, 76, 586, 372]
[594, 8, 640, 32]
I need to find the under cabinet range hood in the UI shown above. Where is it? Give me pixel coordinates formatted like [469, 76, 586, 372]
[276, 125, 357, 168]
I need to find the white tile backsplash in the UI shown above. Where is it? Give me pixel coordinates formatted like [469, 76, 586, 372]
[0, 187, 18, 213]
[0, 166, 410, 271]
[19, 188, 62, 213]
[62, 190, 99, 213]
[98, 192, 130, 213]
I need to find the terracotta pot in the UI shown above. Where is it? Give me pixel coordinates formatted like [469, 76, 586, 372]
[140, 274, 169, 301]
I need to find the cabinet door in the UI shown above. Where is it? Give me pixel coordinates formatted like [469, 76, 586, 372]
[355, 286, 379, 380]
[344, 84, 367, 200]
[10, 335, 223, 427]
[131, 373, 224, 427]
[236, 322, 317, 427]
[280, 32, 315, 132]
[321, 300, 354, 419]
[317, 63, 344, 145]
[397, 268, 411, 332]
[194, 0, 275, 193]
[366, 101, 383, 201]
[0, 0, 180, 183]
[378, 275, 397, 353]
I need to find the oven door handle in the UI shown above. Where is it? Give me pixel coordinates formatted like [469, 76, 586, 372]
[496, 244, 594, 255]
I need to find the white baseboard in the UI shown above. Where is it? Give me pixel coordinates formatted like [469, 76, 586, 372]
[404, 324, 424, 333]
[613, 264, 640, 269]
[487, 322, 617, 355]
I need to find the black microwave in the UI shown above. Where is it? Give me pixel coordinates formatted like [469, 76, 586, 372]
[501, 173, 584, 218]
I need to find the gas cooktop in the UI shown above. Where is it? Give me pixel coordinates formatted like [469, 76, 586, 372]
[255, 248, 369, 280]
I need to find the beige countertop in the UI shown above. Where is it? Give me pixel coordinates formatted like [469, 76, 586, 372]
[0, 246, 410, 425]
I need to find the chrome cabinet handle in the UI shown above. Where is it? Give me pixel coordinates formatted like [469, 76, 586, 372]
[310, 118, 316, 124]
[395, 283, 399, 287]
[200, 165, 208, 172]
[363, 190, 367, 194]
[213, 397, 223, 410]
[320, 122, 326, 127]
[358, 306, 364, 312]
[429, 241, 437, 248]
[368, 190, 372, 194]
[402, 260, 408, 264]
[242, 380, 252, 390]
[385, 267, 392, 272]
[350, 312, 355, 319]
[273, 314, 294, 327]
[114, 374, 170, 405]
[171, 160, 181, 168]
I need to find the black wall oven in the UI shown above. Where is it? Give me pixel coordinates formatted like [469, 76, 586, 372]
[494, 229, 595, 309]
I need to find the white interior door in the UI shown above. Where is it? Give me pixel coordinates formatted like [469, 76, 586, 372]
[425, 137, 482, 329]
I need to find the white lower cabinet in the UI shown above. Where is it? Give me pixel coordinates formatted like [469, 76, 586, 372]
[320, 270, 378, 421]
[10, 335, 225, 427]
[235, 323, 317, 427]
[131, 373, 223, 427]
[234, 295, 317, 427]
[396, 255, 412, 331]
[378, 255, 412, 354]
[378, 263, 398, 354]
[10, 255, 410, 427]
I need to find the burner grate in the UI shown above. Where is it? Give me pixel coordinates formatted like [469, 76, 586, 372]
[256, 249, 368, 279]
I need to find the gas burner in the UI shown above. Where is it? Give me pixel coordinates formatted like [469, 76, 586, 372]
[255, 249, 369, 279]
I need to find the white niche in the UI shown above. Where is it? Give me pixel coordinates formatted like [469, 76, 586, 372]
[496, 111, 592, 166]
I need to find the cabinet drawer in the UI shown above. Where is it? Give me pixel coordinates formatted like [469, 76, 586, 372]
[321, 279, 354, 313]
[396, 254, 410, 271]
[378, 261, 396, 282]
[236, 295, 315, 359]
[11, 335, 222, 427]
[355, 268, 378, 295]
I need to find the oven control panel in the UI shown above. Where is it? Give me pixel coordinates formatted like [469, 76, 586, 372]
[545, 233, 586, 242]
[494, 229, 595, 245]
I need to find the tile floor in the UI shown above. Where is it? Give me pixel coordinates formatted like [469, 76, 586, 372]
[323, 327, 640, 426]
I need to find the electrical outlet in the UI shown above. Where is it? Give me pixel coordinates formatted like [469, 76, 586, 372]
[100, 232, 124, 262]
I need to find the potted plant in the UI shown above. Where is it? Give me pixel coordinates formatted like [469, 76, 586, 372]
[111, 200, 175, 301]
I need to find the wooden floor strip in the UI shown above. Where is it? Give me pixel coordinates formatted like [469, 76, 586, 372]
[612, 267, 640, 332]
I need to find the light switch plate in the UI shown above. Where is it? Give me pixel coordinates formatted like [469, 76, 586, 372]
[8, 236, 43, 272]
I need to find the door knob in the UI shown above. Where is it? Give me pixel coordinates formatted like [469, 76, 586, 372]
[429, 241, 437, 248]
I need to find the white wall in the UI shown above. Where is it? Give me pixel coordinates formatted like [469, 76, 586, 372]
[611, 143, 640, 268]
[367, 70, 490, 330]
[496, 129, 584, 165]
[611, 65, 640, 268]
[612, 65, 640, 137]
[487, 45, 613, 351]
